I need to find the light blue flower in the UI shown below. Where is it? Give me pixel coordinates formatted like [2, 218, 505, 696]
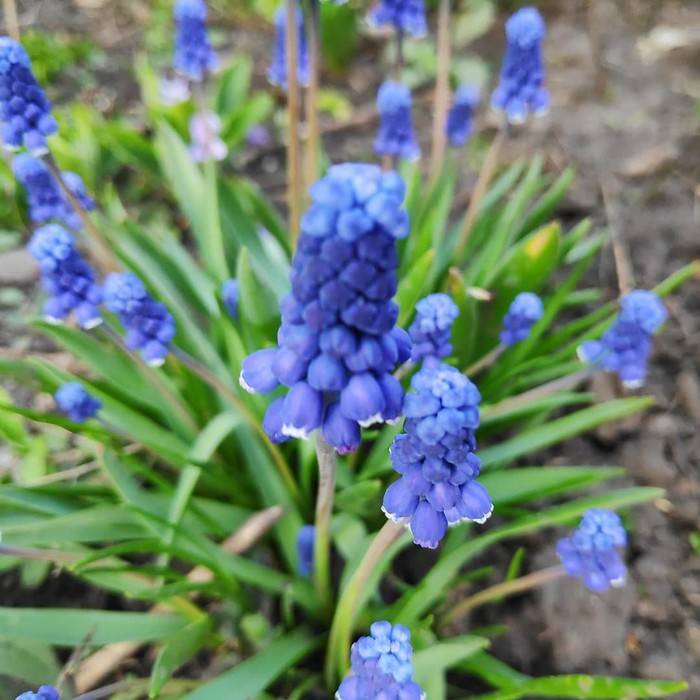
[55, 382, 101, 423]
[446, 84, 479, 147]
[408, 293, 459, 363]
[500, 291, 544, 346]
[173, 0, 219, 81]
[268, 2, 310, 91]
[374, 81, 420, 162]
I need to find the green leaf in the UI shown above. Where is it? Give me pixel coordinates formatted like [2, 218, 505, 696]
[396, 249, 436, 326]
[413, 635, 489, 690]
[236, 246, 280, 326]
[0, 636, 60, 699]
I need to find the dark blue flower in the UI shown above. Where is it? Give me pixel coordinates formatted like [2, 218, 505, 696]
[240, 163, 410, 453]
[368, 0, 427, 37]
[556, 508, 627, 593]
[103, 272, 176, 366]
[446, 84, 479, 147]
[499, 291, 543, 346]
[578, 289, 666, 388]
[296, 524, 315, 576]
[408, 293, 459, 363]
[27, 224, 102, 329]
[15, 687, 59, 700]
[268, 2, 310, 91]
[13, 154, 94, 229]
[173, 0, 219, 81]
[382, 363, 491, 549]
[491, 7, 548, 124]
[336, 621, 424, 700]
[55, 382, 101, 422]
[374, 81, 420, 162]
[221, 278, 239, 320]
[0, 38, 58, 153]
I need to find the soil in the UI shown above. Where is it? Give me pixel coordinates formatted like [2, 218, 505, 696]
[1, 0, 699, 697]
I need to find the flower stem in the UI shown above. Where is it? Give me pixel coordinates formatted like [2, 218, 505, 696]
[325, 517, 407, 687]
[3, 0, 20, 41]
[286, 0, 303, 244]
[454, 120, 509, 257]
[463, 343, 504, 377]
[429, 0, 451, 181]
[441, 565, 565, 627]
[313, 432, 337, 617]
[304, 0, 321, 197]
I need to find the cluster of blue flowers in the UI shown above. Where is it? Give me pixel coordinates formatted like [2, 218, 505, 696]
[268, 2, 310, 91]
[104, 273, 176, 366]
[296, 524, 316, 576]
[491, 6, 549, 123]
[336, 622, 424, 700]
[383, 364, 492, 549]
[188, 110, 227, 163]
[557, 508, 627, 593]
[173, 0, 219, 81]
[499, 291, 544, 346]
[27, 224, 103, 329]
[55, 382, 101, 423]
[13, 154, 94, 229]
[578, 289, 666, 388]
[369, 0, 427, 37]
[240, 163, 411, 453]
[446, 84, 479, 148]
[15, 686, 59, 700]
[0, 38, 57, 153]
[408, 293, 459, 363]
[374, 81, 420, 162]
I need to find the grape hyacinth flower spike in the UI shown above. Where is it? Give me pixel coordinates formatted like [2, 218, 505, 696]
[578, 289, 666, 388]
[491, 6, 549, 124]
[13, 154, 95, 229]
[296, 524, 316, 576]
[189, 111, 227, 163]
[221, 278, 239, 321]
[383, 364, 492, 549]
[446, 84, 480, 147]
[500, 291, 544, 345]
[408, 293, 459, 364]
[556, 508, 627, 593]
[27, 224, 103, 329]
[15, 687, 59, 700]
[369, 0, 427, 38]
[374, 81, 420, 162]
[336, 621, 425, 700]
[173, 0, 219, 81]
[103, 272, 176, 367]
[0, 37, 58, 153]
[240, 163, 412, 453]
[55, 382, 102, 423]
[268, 2, 310, 91]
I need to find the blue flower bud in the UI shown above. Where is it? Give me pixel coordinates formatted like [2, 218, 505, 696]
[446, 84, 479, 147]
[173, 0, 219, 81]
[15, 686, 59, 700]
[240, 348, 280, 394]
[499, 291, 544, 346]
[322, 402, 361, 454]
[296, 524, 315, 576]
[408, 293, 459, 362]
[340, 372, 385, 427]
[262, 396, 290, 443]
[268, 2, 310, 91]
[221, 278, 239, 320]
[55, 382, 101, 423]
[281, 381, 323, 439]
[368, 0, 427, 37]
[409, 500, 447, 549]
[374, 81, 420, 162]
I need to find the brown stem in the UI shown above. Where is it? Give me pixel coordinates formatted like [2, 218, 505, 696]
[429, 0, 451, 180]
[286, 0, 302, 244]
[304, 0, 321, 195]
[313, 432, 336, 616]
[3, 0, 20, 40]
[463, 343, 504, 377]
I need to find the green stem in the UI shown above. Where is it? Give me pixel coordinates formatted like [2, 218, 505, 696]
[313, 432, 337, 617]
[464, 343, 504, 377]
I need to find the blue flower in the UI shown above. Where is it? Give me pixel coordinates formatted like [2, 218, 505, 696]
[578, 289, 666, 388]
[0, 38, 58, 153]
[55, 382, 101, 422]
[103, 272, 176, 366]
[189, 110, 227, 163]
[27, 224, 102, 329]
[240, 163, 410, 453]
[374, 81, 420, 162]
[382, 363, 492, 549]
[499, 291, 543, 346]
[13, 154, 94, 229]
[491, 7, 549, 124]
[408, 293, 459, 363]
[336, 621, 425, 700]
[246, 124, 270, 148]
[368, 0, 427, 37]
[222, 278, 239, 321]
[446, 84, 479, 147]
[296, 524, 315, 576]
[173, 0, 219, 81]
[268, 2, 310, 91]
[556, 508, 627, 593]
[15, 687, 59, 700]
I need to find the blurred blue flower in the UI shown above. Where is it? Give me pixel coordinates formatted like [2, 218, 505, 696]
[578, 289, 666, 388]
[0, 37, 58, 153]
[446, 84, 479, 147]
[13, 154, 94, 229]
[408, 293, 459, 363]
[103, 272, 176, 366]
[368, 0, 427, 37]
[159, 75, 190, 106]
[491, 7, 549, 124]
[15, 686, 59, 700]
[189, 111, 227, 163]
[55, 382, 101, 422]
[296, 524, 315, 576]
[221, 278, 239, 321]
[27, 224, 102, 329]
[336, 621, 424, 700]
[556, 508, 627, 593]
[173, 0, 219, 81]
[383, 364, 492, 549]
[499, 291, 543, 346]
[240, 163, 411, 453]
[268, 2, 310, 91]
[246, 124, 271, 148]
[374, 81, 420, 162]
